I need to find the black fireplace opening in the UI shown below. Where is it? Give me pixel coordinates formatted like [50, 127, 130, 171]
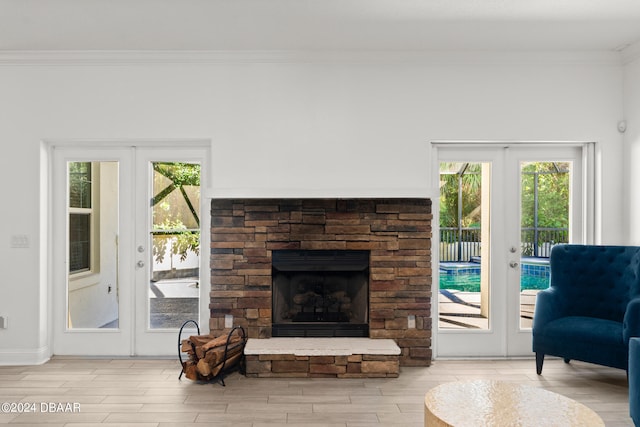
[272, 250, 369, 337]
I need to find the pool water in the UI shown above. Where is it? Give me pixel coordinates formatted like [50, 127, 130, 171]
[439, 272, 550, 293]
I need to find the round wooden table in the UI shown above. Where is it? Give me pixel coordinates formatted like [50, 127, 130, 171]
[424, 380, 605, 427]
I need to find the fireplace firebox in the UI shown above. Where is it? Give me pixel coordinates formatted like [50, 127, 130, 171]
[272, 250, 369, 337]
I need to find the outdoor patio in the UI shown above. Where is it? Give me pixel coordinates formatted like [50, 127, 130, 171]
[438, 289, 538, 329]
[149, 277, 199, 329]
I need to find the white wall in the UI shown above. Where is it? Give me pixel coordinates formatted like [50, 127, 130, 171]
[624, 54, 640, 244]
[0, 51, 628, 363]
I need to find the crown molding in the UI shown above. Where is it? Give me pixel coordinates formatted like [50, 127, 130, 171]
[205, 186, 438, 200]
[0, 49, 624, 67]
[43, 138, 211, 148]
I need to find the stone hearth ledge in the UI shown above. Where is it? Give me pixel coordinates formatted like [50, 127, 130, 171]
[245, 337, 401, 356]
[244, 338, 401, 377]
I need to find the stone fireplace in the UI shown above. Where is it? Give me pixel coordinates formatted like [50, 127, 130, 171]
[210, 198, 432, 366]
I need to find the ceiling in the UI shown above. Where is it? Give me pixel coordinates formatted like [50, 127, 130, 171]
[2, 0, 640, 53]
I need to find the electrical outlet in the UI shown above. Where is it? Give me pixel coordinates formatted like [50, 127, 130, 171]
[408, 314, 416, 329]
[224, 314, 233, 328]
[0, 316, 7, 329]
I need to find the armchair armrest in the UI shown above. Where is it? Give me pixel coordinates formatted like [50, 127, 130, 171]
[623, 297, 640, 343]
[532, 288, 566, 334]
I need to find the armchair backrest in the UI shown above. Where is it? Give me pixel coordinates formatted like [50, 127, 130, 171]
[549, 244, 640, 322]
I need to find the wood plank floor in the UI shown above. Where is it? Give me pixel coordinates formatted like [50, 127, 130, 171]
[0, 357, 632, 426]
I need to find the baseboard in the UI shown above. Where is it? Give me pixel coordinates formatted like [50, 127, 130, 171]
[0, 346, 51, 365]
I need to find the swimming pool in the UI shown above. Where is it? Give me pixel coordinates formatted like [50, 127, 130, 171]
[439, 258, 550, 292]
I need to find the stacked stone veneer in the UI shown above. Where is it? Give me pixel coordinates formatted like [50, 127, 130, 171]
[244, 354, 401, 378]
[210, 198, 433, 366]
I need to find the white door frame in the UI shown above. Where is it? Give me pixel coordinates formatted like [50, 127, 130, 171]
[430, 141, 596, 359]
[49, 140, 211, 356]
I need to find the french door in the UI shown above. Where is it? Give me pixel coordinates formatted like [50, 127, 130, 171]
[52, 145, 208, 356]
[434, 143, 593, 358]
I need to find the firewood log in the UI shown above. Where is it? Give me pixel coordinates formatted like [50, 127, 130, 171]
[188, 334, 215, 347]
[203, 337, 243, 366]
[293, 291, 321, 305]
[210, 351, 242, 377]
[202, 333, 241, 352]
[331, 290, 347, 299]
[205, 345, 223, 364]
[184, 361, 199, 381]
[196, 358, 212, 377]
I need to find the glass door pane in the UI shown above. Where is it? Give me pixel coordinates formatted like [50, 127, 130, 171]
[148, 162, 201, 329]
[519, 161, 570, 329]
[439, 162, 490, 330]
[67, 161, 120, 329]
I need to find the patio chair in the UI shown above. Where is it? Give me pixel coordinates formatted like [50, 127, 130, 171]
[532, 244, 640, 375]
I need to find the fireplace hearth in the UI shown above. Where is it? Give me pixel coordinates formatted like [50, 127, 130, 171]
[272, 250, 369, 337]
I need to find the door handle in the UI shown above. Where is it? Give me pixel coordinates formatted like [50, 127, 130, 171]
[137, 260, 145, 268]
[509, 261, 519, 268]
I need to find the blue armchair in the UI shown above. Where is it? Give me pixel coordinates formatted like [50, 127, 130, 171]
[631, 337, 639, 426]
[532, 244, 640, 375]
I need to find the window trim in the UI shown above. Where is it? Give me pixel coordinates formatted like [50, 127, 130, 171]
[69, 162, 101, 289]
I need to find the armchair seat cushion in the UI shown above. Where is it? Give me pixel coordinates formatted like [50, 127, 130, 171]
[538, 317, 624, 347]
[630, 337, 640, 425]
[535, 317, 627, 369]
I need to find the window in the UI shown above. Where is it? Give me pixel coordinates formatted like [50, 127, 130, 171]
[68, 162, 95, 274]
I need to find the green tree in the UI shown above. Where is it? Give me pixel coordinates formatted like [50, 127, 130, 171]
[521, 162, 569, 229]
[152, 162, 201, 264]
[439, 163, 482, 228]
